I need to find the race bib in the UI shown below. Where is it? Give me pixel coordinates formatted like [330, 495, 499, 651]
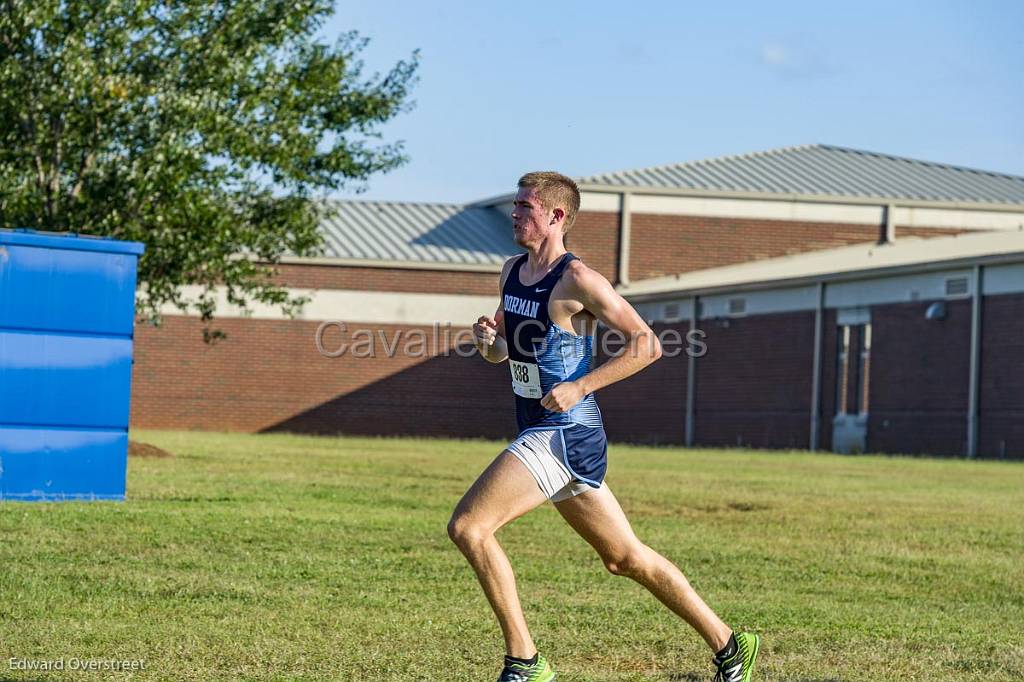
[509, 359, 542, 399]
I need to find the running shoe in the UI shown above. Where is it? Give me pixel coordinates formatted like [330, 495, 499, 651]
[497, 654, 556, 682]
[712, 632, 760, 682]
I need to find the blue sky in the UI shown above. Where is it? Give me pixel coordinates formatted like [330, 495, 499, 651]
[322, 1, 1024, 204]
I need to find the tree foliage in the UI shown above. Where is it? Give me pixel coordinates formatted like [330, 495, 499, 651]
[0, 0, 417, 338]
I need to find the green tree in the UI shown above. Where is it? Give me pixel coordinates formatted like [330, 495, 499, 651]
[0, 1, 417, 338]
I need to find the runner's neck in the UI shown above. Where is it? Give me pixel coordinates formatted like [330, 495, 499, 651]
[521, 243, 568, 283]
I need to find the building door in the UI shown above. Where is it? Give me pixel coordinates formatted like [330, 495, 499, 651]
[832, 310, 871, 454]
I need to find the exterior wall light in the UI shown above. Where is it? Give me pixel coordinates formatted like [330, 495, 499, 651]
[925, 301, 946, 320]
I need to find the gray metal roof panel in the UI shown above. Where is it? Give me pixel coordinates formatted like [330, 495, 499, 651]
[579, 145, 1024, 204]
[312, 200, 519, 267]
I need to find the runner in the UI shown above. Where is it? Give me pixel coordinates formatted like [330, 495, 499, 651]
[448, 171, 759, 682]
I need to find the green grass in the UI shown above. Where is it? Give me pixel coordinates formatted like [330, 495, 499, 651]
[2, 431, 1023, 681]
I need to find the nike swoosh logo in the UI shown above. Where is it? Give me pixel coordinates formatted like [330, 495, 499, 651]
[535, 287, 547, 292]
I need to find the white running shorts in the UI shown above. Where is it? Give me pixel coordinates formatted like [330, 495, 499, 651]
[506, 428, 603, 502]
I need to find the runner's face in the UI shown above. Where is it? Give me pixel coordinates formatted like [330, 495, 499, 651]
[511, 188, 557, 247]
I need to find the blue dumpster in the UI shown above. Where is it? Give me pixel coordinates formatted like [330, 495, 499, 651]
[0, 229, 144, 501]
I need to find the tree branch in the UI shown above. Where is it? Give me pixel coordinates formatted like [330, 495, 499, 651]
[48, 113, 63, 221]
[23, 114, 50, 220]
[69, 117, 100, 203]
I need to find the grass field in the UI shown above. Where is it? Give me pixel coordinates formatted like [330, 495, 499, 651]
[1, 431, 1023, 681]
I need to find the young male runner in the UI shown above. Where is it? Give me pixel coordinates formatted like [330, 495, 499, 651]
[448, 172, 759, 682]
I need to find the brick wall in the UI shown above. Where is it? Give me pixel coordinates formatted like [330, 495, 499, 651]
[866, 299, 972, 456]
[629, 214, 879, 280]
[818, 309, 838, 452]
[896, 226, 974, 240]
[628, 214, 978, 281]
[565, 211, 620, 283]
[132, 316, 513, 438]
[691, 311, 815, 449]
[595, 321, 691, 445]
[129, 201, 1010, 455]
[262, 221, 977, 296]
[134, 316, 696, 444]
[979, 293, 1024, 458]
[773, 296, 1018, 459]
[133, 294, 1022, 459]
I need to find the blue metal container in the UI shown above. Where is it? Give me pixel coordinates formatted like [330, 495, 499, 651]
[0, 229, 144, 501]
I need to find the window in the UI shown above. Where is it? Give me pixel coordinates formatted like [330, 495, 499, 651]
[727, 297, 747, 316]
[835, 323, 871, 416]
[836, 326, 850, 415]
[858, 324, 871, 415]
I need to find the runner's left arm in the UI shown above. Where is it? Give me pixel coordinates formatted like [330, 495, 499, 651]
[540, 264, 661, 412]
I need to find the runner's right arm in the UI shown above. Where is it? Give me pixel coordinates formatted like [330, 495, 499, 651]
[473, 256, 517, 363]
[473, 310, 507, 363]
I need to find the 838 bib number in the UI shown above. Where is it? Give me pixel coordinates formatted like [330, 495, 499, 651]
[509, 359, 542, 399]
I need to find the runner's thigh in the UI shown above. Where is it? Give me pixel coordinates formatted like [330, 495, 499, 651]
[553, 484, 641, 557]
[452, 450, 549, 533]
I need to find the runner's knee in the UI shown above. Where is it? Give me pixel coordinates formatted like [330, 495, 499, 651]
[602, 546, 648, 578]
[447, 513, 489, 550]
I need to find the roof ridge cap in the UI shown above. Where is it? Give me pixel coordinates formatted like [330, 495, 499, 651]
[579, 143, 821, 182]
[813, 145, 1024, 181]
[581, 143, 1024, 186]
[321, 198, 470, 209]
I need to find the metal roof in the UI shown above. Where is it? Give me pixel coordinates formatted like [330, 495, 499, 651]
[306, 146, 1024, 270]
[579, 145, 1024, 205]
[619, 229, 1024, 299]
[314, 200, 518, 267]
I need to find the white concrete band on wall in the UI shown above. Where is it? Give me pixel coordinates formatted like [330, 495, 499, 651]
[580, 192, 622, 213]
[984, 263, 1024, 296]
[158, 285, 496, 326]
[630, 194, 885, 225]
[635, 264, 1024, 322]
[155, 262, 1022, 327]
[893, 207, 1024, 230]
[579, 191, 1024, 229]
[700, 285, 819, 318]
[825, 270, 974, 309]
[634, 298, 696, 323]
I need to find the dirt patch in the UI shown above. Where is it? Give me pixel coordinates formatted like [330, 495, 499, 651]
[727, 501, 771, 512]
[128, 440, 174, 458]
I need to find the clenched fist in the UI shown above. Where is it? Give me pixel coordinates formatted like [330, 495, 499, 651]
[474, 315, 498, 347]
[540, 381, 586, 412]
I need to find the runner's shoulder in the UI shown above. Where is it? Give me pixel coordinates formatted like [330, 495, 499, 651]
[561, 258, 612, 297]
[501, 254, 523, 272]
[499, 254, 523, 288]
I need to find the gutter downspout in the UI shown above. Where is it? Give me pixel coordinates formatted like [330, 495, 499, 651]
[618, 192, 632, 286]
[881, 204, 896, 244]
[966, 264, 982, 458]
[685, 295, 698, 447]
[810, 281, 825, 451]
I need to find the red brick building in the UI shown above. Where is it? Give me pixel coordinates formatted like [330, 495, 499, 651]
[615, 231, 1024, 458]
[131, 145, 1024, 457]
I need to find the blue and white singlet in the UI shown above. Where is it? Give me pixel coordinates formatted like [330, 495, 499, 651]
[502, 252, 606, 488]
